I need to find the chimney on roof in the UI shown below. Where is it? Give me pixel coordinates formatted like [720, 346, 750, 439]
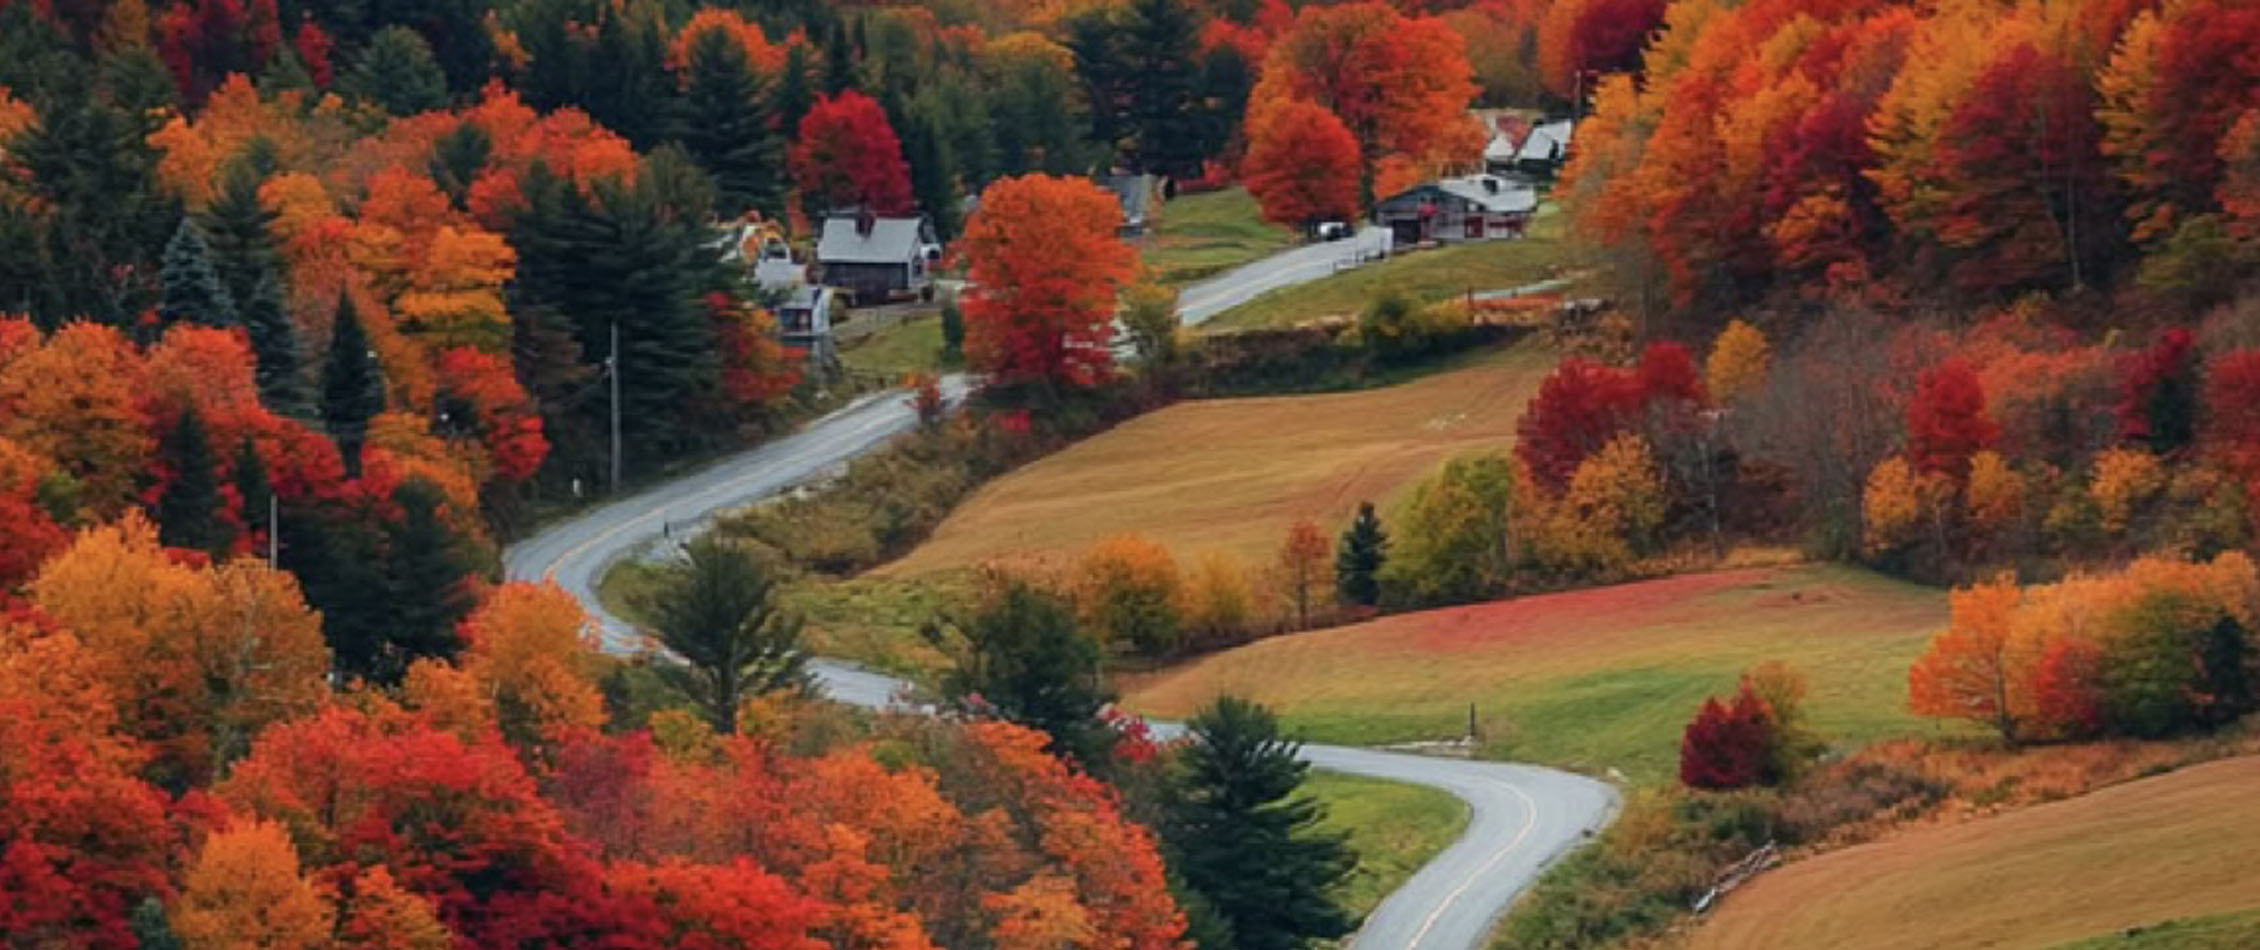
[1482, 177, 1499, 194]
[855, 208, 876, 237]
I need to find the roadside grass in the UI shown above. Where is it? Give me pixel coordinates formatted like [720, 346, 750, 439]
[839, 313, 949, 379]
[1201, 210, 1567, 332]
[1306, 771, 1470, 920]
[1143, 187, 1298, 286]
[1686, 756, 2260, 950]
[2047, 909, 2260, 950]
[877, 341, 1554, 577]
[1122, 564, 1949, 785]
[600, 557, 967, 679]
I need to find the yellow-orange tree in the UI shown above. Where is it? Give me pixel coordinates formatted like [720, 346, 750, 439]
[957, 174, 1137, 389]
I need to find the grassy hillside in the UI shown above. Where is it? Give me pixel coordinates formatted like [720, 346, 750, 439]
[1123, 564, 1948, 784]
[1143, 187, 1299, 286]
[838, 312, 948, 379]
[1202, 209, 1566, 331]
[1306, 772, 1470, 919]
[2047, 910, 2260, 950]
[877, 342, 1553, 576]
[1687, 756, 2260, 950]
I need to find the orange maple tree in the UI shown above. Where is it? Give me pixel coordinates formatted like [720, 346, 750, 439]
[1241, 100, 1362, 229]
[957, 174, 1137, 388]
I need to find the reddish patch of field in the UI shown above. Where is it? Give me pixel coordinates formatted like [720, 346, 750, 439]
[1121, 563, 1946, 782]
[1687, 755, 2260, 950]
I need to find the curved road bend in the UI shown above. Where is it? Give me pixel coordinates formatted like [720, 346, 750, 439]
[1176, 227, 1392, 326]
[505, 382, 1618, 950]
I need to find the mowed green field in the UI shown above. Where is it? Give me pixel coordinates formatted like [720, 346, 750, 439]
[1202, 208, 1567, 331]
[1305, 772, 1470, 919]
[838, 312, 948, 379]
[1142, 187, 1299, 287]
[2048, 910, 2260, 950]
[1688, 756, 2260, 950]
[1123, 564, 1949, 784]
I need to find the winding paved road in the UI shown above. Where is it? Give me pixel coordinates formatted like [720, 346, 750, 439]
[503, 387, 1615, 950]
[1177, 226, 1393, 325]
[505, 238, 1617, 949]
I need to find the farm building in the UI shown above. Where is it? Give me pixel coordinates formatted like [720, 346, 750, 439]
[1373, 175, 1539, 245]
[1099, 172, 1161, 236]
[814, 212, 942, 304]
[1514, 119, 1573, 178]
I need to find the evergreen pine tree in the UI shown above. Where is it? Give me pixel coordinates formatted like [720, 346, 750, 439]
[258, 45, 315, 96]
[154, 407, 231, 557]
[507, 160, 722, 477]
[242, 270, 305, 414]
[283, 498, 389, 682]
[383, 478, 474, 682]
[1123, 0, 1205, 177]
[903, 102, 961, 240]
[127, 897, 181, 950]
[159, 217, 238, 329]
[939, 293, 964, 364]
[585, 7, 671, 147]
[1335, 501, 1387, 607]
[777, 42, 816, 134]
[923, 578, 1119, 773]
[428, 121, 493, 208]
[200, 163, 280, 319]
[321, 294, 385, 478]
[1168, 697, 1356, 950]
[630, 534, 809, 734]
[823, 18, 857, 93]
[342, 26, 448, 116]
[2201, 616, 2253, 727]
[234, 436, 272, 542]
[677, 26, 785, 220]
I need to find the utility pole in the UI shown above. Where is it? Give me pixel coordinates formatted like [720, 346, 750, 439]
[608, 319, 623, 493]
[267, 493, 279, 568]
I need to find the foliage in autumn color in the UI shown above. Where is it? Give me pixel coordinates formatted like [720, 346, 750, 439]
[790, 91, 915, 216]
[1241, 100, 1361, 229]
[1905, 360, 1998, 480]
[1908, 555, 2259, 742]
[957, 174, 1138, 389]
[1679, 681, 1775, 790]
[1249, 2, 1479, 179]
[1517, 343, 1704, 490]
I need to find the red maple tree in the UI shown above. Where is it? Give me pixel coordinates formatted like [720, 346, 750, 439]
[789, 91, 915, 216]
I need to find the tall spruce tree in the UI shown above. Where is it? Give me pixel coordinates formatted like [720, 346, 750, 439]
[507, 159, 723, 477]
[281, 500, 389, 682]
[823, 18, 857, 93]
[630, 534, 809, 734]
[676, 26, 785, 220]
[242, 270, 305, 414]
[923, 578, 1119, 773]
[1122, 0, 1205, 177]
[154, 407, 231, 557]
[200, 163, 280, 314]
[1335, 501, 1387, 607]
[902, 100, 960, 239]
[233, 436, 272, 544]
[382, 478, 474, 682]
[777, 42, 816, 134]
[428, 121, 493, 208]
[158, 218, 238, 330]
[1167, 697, 1356, 950]
[585, 6, 671, 147]
[320, 295, 385, 478]
[343, 26, 448, 117]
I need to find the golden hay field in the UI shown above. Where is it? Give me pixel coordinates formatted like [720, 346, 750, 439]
[1685, 755, 2260, 950]
[877, 343, 1553, 577]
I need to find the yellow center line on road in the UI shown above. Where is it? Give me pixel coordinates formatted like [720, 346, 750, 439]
[1399, 777, 1541, 950]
